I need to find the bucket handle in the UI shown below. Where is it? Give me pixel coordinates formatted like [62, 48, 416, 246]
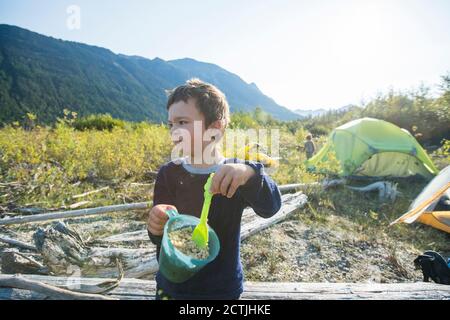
[165, 208, 179, 219]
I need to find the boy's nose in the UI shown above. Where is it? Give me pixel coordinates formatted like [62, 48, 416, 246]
[171, 129, 184, 142]
[170, 125, 180, 134]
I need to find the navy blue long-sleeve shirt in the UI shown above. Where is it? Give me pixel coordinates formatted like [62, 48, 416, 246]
[148, 157, 282, 299]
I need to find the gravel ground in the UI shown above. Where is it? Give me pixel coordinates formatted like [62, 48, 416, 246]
[241, 215, 424, 283]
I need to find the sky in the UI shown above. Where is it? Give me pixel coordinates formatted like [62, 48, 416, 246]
[1, 0, 450, 111]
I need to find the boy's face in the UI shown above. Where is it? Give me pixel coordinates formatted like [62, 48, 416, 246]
[168, 98, 221, 162]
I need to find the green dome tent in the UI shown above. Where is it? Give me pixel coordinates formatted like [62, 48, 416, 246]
[306, 118, 439, 179]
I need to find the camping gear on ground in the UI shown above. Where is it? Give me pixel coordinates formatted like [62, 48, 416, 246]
[306, 118, 438, 179]
[158, 209, 220, 283]
[391, 165, 450, 233]
[192, 173, 214, 248]
[414, 251, 450, 285]
[347, 181, 400, 202]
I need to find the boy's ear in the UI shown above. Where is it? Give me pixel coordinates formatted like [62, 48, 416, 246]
[206, 119, 225, 140]
[207, 119, 225, 131]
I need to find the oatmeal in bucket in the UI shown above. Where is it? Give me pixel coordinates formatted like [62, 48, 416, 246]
[169, 226, 209, 260]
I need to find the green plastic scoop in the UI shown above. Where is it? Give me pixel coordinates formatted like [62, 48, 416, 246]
[192, 173, 214, 249]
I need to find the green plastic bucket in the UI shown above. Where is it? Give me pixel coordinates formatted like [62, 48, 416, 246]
[158, 209, 220, 283]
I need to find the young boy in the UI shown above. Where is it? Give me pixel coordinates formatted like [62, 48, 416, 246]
[147, 78, 282, 300]
[304, 134, 316, 159]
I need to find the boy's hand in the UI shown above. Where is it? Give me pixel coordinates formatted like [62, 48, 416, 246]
[211, 163, 256, 198]
[147, 204, 177, 236]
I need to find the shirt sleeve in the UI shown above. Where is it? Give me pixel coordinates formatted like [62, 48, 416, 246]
[237, 160, 282, 219]
[147, 163, 176, 247]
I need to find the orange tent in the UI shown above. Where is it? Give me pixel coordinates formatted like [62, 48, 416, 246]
[391, 165, 450, 233]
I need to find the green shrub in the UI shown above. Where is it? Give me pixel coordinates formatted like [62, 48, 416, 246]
[73, 114, 126, 131]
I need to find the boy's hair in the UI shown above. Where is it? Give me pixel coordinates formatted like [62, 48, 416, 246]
[166, 78, 230, 129]
[306, 134, 312, 140]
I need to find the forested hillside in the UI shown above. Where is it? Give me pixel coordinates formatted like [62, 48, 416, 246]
[0, 24, 299, 125]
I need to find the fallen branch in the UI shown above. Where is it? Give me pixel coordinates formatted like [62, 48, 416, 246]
[129, 183, 154, 187]
[72, 186, 110, 199]
[0, 202, 152, 226]
[241, 193, 308, 241]
[0, 181, 22, 187]
[0, 235, 37, 251]
[100, 230, 150, 243]
[0, 274, 116, 300]
[278, 183, 319, 192]
[68, 201, 91, 209]
[60, 257, 124, 294]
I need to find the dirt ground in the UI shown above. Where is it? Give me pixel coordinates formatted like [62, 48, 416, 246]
[241, 214, 433, 283]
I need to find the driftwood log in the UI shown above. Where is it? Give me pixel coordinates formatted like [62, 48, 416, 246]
[32, 192, 307, 278]
[0, 202, 152, 226]
[32, 221, 157, 278]
[278, 183, 320, 192]
[1, 274, 449, 300]
[1, 250, 49, 275]
[0, 235, 37, 251]
[0, 257, 124, 299]
[0, 275, 116, 300]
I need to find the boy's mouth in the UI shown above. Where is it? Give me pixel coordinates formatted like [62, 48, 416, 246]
[172, 136, 183, 144]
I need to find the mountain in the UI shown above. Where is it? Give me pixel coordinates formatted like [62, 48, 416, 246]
[337, 104, 359, 112]
[166, 59, 299, 121]
[293, 108, 328, 118]
[0, 24, 300, 124]
[294, 105, 360, 118]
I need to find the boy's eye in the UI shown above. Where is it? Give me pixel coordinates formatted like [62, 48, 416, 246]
[167, 120, 188, 128]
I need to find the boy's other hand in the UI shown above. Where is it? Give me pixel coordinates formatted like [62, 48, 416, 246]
[147, 204, 177, 236]
[211, 163, 256, 198]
